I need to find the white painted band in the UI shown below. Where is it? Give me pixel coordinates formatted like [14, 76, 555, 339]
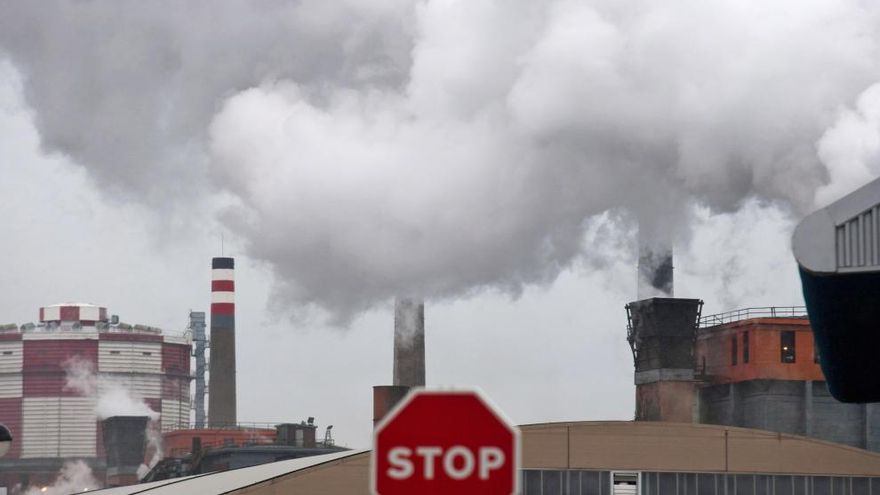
[211, 292, 235, 304]
[212, 269, 234, 281]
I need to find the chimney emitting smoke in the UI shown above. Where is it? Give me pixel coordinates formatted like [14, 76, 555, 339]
[393, 297, 425, 387]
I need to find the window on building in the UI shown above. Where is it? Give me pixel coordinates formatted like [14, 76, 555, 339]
[781, 331, 796, 363]
[743, 331, 750, 364]
[731, 334, 738, 365]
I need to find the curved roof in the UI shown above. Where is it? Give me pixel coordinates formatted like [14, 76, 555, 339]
[520, 421, 880, 476]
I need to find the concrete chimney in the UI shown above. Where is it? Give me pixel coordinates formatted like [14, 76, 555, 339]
[625, 298, 702, 422]
[102, 416, 148, 487]
[209, 257, 237, 427]
[393, 297, 425, 387]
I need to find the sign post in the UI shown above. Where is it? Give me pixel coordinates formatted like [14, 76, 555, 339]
[372, 388, 520, 495]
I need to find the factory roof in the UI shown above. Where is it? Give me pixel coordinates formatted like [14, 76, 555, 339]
[87, 449, 367, 494]
[86, 422, 880, 494]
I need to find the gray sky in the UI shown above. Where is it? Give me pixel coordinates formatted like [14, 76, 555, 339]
[1, 0, 879, 447]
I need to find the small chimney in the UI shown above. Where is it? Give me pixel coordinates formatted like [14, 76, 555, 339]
[102, 416, 149, 487]
[393, 297, 425, 387]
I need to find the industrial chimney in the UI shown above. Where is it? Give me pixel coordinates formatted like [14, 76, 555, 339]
[102, 416, 149, 487]
[209, 257, 237, 427]
[373, 297, 426, 426]
[625, 298, 702, 422]
[393, 297, 425, 387]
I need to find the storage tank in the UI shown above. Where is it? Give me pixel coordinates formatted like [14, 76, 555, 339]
[0, 303, 192, 490]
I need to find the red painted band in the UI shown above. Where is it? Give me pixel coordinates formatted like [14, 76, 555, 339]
[212, 280, 235, 292]
[211, 303, 235, 315]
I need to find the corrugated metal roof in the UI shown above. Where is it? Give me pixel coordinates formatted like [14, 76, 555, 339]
[87, 449, 366, 494]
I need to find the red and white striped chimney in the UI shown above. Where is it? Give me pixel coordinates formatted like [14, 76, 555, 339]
[208, 257, 237, 427]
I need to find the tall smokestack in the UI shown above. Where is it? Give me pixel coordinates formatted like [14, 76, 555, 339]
[209, 257, 237, 427]
[393, 297, 425, 387]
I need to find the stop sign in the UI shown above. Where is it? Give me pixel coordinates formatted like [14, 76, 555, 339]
[372, 388, 520, 495]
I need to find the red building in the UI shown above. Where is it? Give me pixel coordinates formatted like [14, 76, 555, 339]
[0, 303, 191, 491]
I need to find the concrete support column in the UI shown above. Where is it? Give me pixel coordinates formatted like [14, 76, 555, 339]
[805, 380, 813, 437]
[864, 403, 871, 450]
[728, 383, 736, 426]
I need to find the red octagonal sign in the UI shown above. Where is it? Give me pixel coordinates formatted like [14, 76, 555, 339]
[373, 388, 520, 495]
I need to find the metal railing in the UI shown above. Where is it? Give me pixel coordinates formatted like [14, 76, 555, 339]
[698, 306, 807, 328]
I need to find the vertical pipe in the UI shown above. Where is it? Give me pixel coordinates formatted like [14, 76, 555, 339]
[191, 312, 207, 429]
[393, 297, 425, 387]
[209, 257, 237, 427]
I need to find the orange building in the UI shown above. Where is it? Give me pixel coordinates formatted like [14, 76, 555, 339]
[628, 300, 880, 452]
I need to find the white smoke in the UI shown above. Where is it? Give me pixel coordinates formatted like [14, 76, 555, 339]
[816, 82, 880, 207]
[137, 425, 164, 480]
[63, 357, 159, 420]
[3, 0, 880, 321]
[23, 460, 100, 495]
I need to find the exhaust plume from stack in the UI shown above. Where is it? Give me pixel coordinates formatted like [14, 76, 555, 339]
[4, 3, 880, 321]
[209, 257, 237, 427]
[393, 297, 425, 388]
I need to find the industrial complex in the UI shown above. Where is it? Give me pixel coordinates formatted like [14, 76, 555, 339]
[0, 258, 342, 493]
[3, 248, 880, 494]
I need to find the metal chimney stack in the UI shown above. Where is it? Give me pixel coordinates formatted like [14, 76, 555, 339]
[393, 297, 425, 387]
[209, 257, 237, 427]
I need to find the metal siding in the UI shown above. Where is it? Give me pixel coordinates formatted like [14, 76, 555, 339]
[162, 376, 190, 401]
[99, 373, 162, 399]
[22, 330, 99, 340]
[21, 397, 96, 458]
[0, 397, 22, 458]
[162, 343, 190, 374]
[163, 334, 189, 345]
[0, 341, 23, 372]
[79, 306, 100, 321]
[98, 341, 162, 373]
[161, 399, 187, 432]
[22, 372, 83, 397]
[0, 374, 22, 398]
[59, 306, 79, 321]
[41, 306, 61, 321]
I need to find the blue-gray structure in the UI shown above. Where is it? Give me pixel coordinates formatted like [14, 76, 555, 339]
[699, 381, 880, 451]
[521, 470, 880, 495]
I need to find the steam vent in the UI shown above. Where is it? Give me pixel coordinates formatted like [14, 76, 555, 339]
[209, 257, 237, 427]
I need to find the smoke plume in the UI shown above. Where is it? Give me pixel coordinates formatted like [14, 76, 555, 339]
[3, 1, 880, 320]
[63, 357, 160, 420]
[23, 460, 100, 495]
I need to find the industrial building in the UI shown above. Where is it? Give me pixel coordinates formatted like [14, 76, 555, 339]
[0, 303, 192, 488]
[87, 421, 880, 494]
[627, 298, 880, 451]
